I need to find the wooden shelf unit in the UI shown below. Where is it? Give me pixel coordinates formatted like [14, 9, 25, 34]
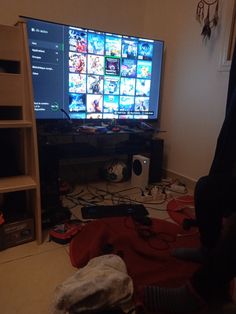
[0, 22, 42, 244]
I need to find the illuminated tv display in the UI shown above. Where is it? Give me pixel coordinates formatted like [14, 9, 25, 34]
[25, 17, 164, 121]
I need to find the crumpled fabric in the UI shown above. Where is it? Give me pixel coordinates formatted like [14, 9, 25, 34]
[53, 254, 134, 314]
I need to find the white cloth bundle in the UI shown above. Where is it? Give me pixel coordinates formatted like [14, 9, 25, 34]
[53, 254, 134, 314]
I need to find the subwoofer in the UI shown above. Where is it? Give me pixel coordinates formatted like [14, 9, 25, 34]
[131, 155, 150, 190]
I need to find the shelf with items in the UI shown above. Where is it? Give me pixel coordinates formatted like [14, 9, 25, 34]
[0, 189, 36, 251]
[0, 22, 42, 245]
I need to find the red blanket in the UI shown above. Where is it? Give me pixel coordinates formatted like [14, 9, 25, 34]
[70, 217, 200, 299]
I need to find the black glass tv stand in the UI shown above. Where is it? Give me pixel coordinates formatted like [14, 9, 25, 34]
[37, 124, 164, 222]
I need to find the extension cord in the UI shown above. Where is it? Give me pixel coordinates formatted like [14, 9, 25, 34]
[134, 192, 165, 203]
[151, 187, 166, 201]
[170, 184, 186, 193]
[141, 194, 153, 202]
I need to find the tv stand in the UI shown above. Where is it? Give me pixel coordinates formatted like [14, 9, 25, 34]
[37, 126, 164, 221]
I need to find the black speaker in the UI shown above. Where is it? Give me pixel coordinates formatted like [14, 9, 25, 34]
[148, 138, 164, 183]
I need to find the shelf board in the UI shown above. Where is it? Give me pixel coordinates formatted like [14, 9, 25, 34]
[0, 175, 37, 193]
[0, 120, 32, 128]
[0, 72, 21, 77]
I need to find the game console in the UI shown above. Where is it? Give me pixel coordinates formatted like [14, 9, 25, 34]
[131, 155, 150, 190]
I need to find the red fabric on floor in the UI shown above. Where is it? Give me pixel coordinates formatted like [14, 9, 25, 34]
[166, 195, 200, 239]
[69, 217, 200, 300]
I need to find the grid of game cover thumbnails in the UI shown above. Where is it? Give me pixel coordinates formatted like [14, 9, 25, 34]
[68, 27, 158, 120]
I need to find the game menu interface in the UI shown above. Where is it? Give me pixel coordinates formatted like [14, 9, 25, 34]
[26, 18, 164, 120]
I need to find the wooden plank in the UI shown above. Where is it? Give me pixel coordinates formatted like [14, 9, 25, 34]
[0, 175, 37, 193]
[0, 120, 32, 128]
[21, 21, 42, 244]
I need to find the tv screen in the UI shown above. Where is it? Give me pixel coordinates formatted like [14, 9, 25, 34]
[25, 17, 164, 121]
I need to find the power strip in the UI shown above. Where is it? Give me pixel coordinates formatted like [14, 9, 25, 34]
[169, 184, 186, 193]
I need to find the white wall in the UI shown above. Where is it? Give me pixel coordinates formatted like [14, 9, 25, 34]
[143, 0, 231, 181]
[0, 0, 146, 34]
[0, 0, 231, 182]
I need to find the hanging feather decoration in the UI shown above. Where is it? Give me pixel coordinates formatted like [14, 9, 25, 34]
[212, 0, 219, 27]
[196, 0, 219, 40]
[196, 0, 205, 23]
[201, 6, 211, 39]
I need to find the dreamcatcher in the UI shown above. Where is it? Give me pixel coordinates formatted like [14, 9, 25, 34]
[196, 0, 219, 39]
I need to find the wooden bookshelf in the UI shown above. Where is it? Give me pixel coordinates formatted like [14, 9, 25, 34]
[0, 22, 42, 244]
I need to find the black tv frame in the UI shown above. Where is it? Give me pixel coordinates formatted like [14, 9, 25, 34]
[22, 16, 165, 127]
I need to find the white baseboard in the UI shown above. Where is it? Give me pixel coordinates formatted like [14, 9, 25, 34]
[163, 169, 197, 191]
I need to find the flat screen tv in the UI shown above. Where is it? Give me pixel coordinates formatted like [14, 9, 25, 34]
[24, 17, 164, 122]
